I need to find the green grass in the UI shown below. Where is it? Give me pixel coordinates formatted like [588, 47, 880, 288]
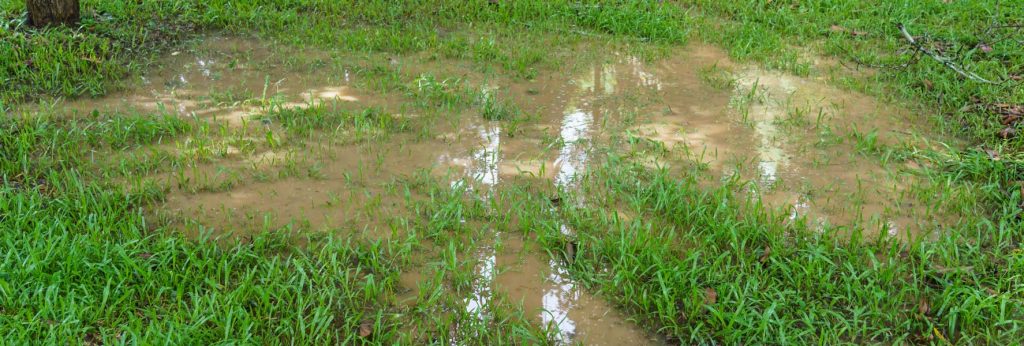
[500, 154, 1023, 343]
[0, 111, 553, 343]
[687, 0, 1024, 150]
[0, 113, 398, 343]
[4, 0, 1024, 344]
[1, 0, 690, 108]
[262, 104, 408, 138]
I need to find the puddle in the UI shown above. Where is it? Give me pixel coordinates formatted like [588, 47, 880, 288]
[627, 44, 949, 238]
[496, 237, 657, 345]
[446, 59, 662, 344]
[74, 37, 656, 344]
[45, 36, 474, 239]
[161, 138, 456, 238]
[46, 34, 955, 343]
[49, 37, 381, 127]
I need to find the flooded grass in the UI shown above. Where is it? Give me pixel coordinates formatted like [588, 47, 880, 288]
[3, 1, 1024, 344]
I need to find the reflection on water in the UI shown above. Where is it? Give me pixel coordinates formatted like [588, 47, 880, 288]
[466, 247, 497, 319]
[460, 122, 502, 319]
[541, 64, 598, 341]
[541, 257, 579, 341]
[554, 110, 592, 190]
[197, 59, 214, 78]
[626, 56, 662, 90]
[543, 61, 619, 342]
[733, 71, 794, 188]
[445, 57, 665, 344]
[473, 124, 502, 189]
[712, 66, 936, 237]
[57, 37, 366, 128]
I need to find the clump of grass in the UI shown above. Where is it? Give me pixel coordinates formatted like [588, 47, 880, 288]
[500, 155, 1023, 344]
[0, 112, 415, 343]
[479, 92, 521, 122]
[262, 104, 407, 138]
[698, 63, 735, 89]
[412, 73, 470, 109]
[205, 87, 255, 106]
[1, 1, 197, 107]
[1, 110, 558, 343]
[2, 181, 413, 343]
[0, 111, 192, 180]
[690, 0, 1024, 151]
[2, 0, 692, 108]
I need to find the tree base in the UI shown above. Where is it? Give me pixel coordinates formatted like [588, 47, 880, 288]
[27, 0, 80, 27]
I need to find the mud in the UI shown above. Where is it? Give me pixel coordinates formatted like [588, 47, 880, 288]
[52, 35, 953, 344]
[443, 58, 668, 345]
[54, 37, 388, 126]
[496, 236, 657, 344]
[624, 44, 948, 238]
[163, 139, 451, 238]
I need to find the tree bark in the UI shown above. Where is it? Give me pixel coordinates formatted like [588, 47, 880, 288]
[27, 0, 80, 28]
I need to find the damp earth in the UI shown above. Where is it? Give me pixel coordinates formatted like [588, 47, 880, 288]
[43, 36, 960, 344]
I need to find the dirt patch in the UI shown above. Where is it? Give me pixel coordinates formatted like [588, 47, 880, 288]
[52, 35, 957, 344]
[494, 236, 659, 344]
[52, 36, 388, 126]
[625, 44, 951, 238]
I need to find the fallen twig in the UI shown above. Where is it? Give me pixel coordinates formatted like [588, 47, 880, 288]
[897, 23, 998, 84]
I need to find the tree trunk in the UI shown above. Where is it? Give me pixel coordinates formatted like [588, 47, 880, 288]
[27, 0, 80, 27]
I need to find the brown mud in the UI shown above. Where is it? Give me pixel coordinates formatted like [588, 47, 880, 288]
[625, 45, 950, 238]
[49, 36, 954, 344]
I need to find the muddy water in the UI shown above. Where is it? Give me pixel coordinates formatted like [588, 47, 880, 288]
[50, 34, 950, 344]
[163, 139, 459, 238]
[51, 36, 658, 343]
[54, 36, 388, 125]
[625, 44, 948, 238]
[444, 59, 663, 344]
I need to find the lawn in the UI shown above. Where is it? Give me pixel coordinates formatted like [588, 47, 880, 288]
[2, 0, 1022, 344]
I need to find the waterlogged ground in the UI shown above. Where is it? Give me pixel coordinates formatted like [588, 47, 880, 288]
[45, 36, 961, 344]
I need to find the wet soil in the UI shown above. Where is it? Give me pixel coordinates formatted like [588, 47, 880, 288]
[624, 45, 950, 238]
[49, 36, 955, 344]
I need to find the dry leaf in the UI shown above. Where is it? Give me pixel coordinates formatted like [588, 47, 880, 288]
[84, 333, 102, 346]
[984, 149, 1001, 161]
[978, 43, 993, 53]
[759, 246, 771, 263]
[549, 196, 562, 207]
[828, 25, 866, 37]
[918, 297, 930, 315]
[704, 287, 718, 305]
[674, 299, 688, 324]
[138, 253, 153, 259]
[997, 127, 1017, 139]
[565, 241, 577, 263]
[922, 79, 934, 90]
[1001, 114, 1021, 126]
[933, 327, 949, 343]
[994, 104, 1023, 117]
[359, 320, 373, 338]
